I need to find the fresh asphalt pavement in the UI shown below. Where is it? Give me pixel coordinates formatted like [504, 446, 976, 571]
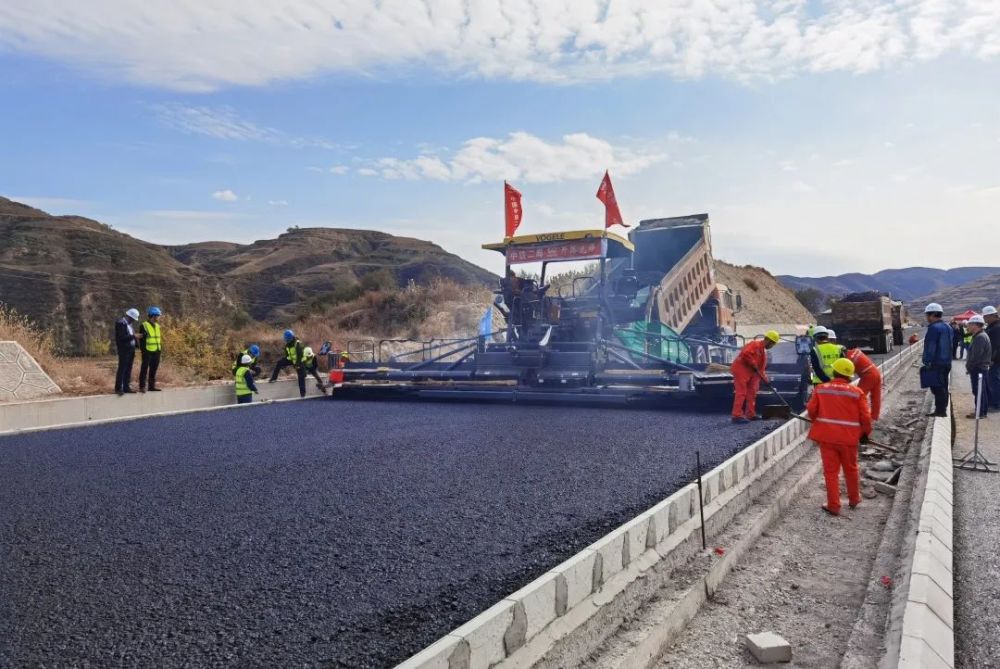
[0, 399, 776, 668]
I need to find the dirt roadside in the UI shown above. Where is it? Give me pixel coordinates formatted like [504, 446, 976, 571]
[653, 370, 929, 668]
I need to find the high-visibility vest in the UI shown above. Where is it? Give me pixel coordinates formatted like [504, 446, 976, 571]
[142, 321, 162, 352]
[806, 325, 815, 337]
[807, 379, 871, 446]
[846, 348, 879, 377]
[963, 332, 973, 346]
[302, 352, 315, 367]
[235, 366, 252, 396]
[811, 342, 846, 384]
[285, 341, 302, 364]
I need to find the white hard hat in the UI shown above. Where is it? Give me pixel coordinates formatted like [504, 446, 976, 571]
[812, 326, 829, 337]
[240, 354, 253, 364]
[982, 306, 998, 316]
[924, 303, 943, 313]
[827, 330, 838, 340]
[303, 346, 314, 357]
[968, 315, 985, 325]
[125, 308, 140, 320]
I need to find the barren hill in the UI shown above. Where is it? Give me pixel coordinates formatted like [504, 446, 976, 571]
[0, 197, 496, 353]
[909, 273, 1000, 315]
[715, 260, 814, 325]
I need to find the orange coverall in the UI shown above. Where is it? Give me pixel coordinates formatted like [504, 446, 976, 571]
[807, 378, 873, 514]
[846, 348, 882, 420]
[731, 339, 768, 419]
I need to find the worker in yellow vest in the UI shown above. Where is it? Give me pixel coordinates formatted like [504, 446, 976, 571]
[234, 354, 260, 404]
[139, 306, 163, 392]
[269, 329, 308, 397]
[301, 346, 329, 395]
[810, 326, 846, 385]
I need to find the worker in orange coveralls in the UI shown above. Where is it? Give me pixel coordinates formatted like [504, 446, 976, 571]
[807, 357, 872, 516]
[730, 330, 781, 424]
[845, 347, 883, 421]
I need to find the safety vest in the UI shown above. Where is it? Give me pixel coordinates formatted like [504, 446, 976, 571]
[806, 325, 815, 337]
[806, 379, 871, 446]
[302, 352, 315, 367]
[142, 321, 162, 352]
[285, 341, 302, 364]
[963, 332, 973, 345]
[235, 366, 252, 396]
[811, 342, 846, 384]
[845, 348, 879, 377]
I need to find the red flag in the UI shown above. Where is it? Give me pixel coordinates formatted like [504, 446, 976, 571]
[596, 170, 627, 229]
[504, 181, 523, 238]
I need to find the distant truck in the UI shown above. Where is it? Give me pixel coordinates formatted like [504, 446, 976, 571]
[830, 292, 894, 353]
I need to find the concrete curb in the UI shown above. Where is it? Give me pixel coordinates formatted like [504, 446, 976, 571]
[0, 378, 326, 436]
[895, 414, 955, 668]
[396, 344, 923, 669]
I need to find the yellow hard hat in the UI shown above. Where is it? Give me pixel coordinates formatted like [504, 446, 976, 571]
[764, 330, 781, 344]
[832, 358, 856, 377]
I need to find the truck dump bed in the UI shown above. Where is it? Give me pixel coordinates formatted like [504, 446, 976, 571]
[630, 214, 716, 333]
[831, 294, 894, 352]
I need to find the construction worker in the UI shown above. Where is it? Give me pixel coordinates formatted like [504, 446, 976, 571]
[921, 303, 953, 418]
[269, 329, 307, 397]
[232, 343, 262, 376]
[964, 314, 991, 418]
[809, 326, 846, 385]
[138, 306, 163, 392]
[114, 307, 141, 395]
[962, 322, 974, 359]
[807, 357, 872, 516]
[806, 324, 816, 337]
[301, 346, 328, 395]
[983, 306, 1000, 410]
[234, 354, 259, 404]
[730, 330, 781, 424]
[845, 346, 883, 421]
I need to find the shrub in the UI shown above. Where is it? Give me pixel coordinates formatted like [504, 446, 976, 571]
[743, 277, 760, 292]
[0, 302, 56, 371]
[159, 315, 241, 380]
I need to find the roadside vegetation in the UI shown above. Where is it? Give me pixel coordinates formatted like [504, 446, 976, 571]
[0, 278, 494, 398]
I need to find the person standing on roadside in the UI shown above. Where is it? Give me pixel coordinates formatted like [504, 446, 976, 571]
[951, 321, 963, 360]
[234, 354, 260, 404]
[964, 314, 992, 418]
[138, 306, 163, 392]
[983, 306, 1000, 411]
[920, 303, 954, 418]
[807, 358, 872, 516]
[114, 308, 141, 395]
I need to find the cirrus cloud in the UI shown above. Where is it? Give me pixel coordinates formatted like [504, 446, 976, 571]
[0, 1, 997, 91]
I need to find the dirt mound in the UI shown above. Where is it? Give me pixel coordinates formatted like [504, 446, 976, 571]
[715, 261, 813, 325]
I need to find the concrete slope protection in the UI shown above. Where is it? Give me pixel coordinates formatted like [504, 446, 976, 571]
[0, 399, 775, 668]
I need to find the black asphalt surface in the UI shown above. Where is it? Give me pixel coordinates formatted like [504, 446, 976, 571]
[0, 399, 780, 668]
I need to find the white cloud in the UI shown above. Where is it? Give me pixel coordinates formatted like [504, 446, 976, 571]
[362, 132, 665, 184]
[357, 168, 378, 177]
[212, 189, 238, 202]
[792, 180, 815, 193]
[329, 165, 350, 175]
[0, 1, 997, 90]
[267, 199, 289, 206]
[778, 159, 798, 172]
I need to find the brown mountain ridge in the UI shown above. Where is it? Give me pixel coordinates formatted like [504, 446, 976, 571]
[0, 197, 496, 353]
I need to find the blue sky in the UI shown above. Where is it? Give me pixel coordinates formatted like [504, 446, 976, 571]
[1, 1, 999, 276]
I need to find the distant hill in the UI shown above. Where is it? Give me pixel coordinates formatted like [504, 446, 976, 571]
[715, 261, 814, 325]
[778, 267, 1000, 307]
[0, 196, 496, 354]
[909, 274, 1000, 316]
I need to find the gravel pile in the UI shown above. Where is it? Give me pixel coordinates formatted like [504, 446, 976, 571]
[0, 399, 774, 668]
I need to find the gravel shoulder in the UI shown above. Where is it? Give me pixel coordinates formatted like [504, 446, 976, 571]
[0, 399, 774, 668]
[953, 384, 1000, 669]
[654, 371, 929, 668]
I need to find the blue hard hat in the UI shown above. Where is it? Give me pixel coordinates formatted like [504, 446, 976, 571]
[248, 344, 260, 357]
[148, 306, 162, 317]
[283, 329, 295, 342]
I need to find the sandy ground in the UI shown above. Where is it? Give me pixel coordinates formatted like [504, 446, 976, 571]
[953, 383, 1000, 669]
[654, 372, 929, 668]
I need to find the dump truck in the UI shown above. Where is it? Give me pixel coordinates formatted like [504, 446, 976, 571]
[830, 292, 894, 353]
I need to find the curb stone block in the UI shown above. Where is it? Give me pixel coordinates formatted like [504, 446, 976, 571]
[588, 529, 628, 585]
[447, 600, 515, 669]
[505, 573, 559, 643]
[393, 635, 461, 669]
[550, 549, 598, 612]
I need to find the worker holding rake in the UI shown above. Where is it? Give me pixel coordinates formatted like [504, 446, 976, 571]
[845, 346, 883, 420]
[730, 330, 781, 424]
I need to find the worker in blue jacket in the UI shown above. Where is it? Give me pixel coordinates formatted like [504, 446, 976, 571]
[920, 302, 953, 417]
